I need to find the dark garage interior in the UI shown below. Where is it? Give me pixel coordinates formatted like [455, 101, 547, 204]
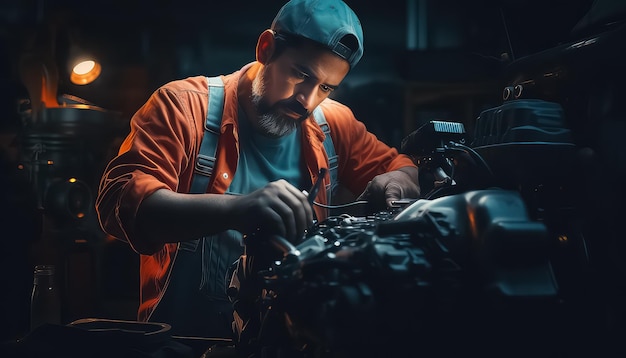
[1, 0, 625, 356]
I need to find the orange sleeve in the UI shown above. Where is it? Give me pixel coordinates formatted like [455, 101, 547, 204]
[95, 77, 207, 254]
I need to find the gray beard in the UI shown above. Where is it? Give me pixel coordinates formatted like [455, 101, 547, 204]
[250, 70, 299, 138]
[256, 111, 298, 137]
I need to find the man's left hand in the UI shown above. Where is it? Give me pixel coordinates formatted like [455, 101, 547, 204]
[357, 166, 421, 210]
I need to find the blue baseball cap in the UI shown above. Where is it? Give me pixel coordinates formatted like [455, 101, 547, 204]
[271, 0, 364, 68]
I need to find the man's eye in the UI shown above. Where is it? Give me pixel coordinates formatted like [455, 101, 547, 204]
[320, 84, 332, 93]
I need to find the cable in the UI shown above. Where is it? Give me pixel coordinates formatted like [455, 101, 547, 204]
[312, 200, 369, 209]
[447, 142, 494, 177]
[227, 189, 370, 210]
[500, 6, 515, 61]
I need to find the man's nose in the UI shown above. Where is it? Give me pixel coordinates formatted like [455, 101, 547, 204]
[295, 85, 316, 111]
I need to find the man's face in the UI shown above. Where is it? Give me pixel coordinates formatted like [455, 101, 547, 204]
[251, 42, 350, 137]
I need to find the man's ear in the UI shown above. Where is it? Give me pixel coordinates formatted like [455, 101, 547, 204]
[256, 29, 276, 64]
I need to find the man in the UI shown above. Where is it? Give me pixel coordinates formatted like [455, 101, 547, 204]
[95, 0, 420, 339]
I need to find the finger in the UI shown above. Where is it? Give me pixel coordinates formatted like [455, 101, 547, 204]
[250, 201, 285, 238]
[241, 190, 273, 232]
[259, 180, 310, 241]
[279, 204, 298, 242]
[384, 182, 403, 208]
[278, 187, 311, 239]
[282, 182, 313, 223]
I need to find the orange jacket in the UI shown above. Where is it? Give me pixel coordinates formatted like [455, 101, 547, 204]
[95, 62, 416, 321]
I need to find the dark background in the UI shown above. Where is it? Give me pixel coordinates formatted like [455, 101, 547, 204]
[0, 0, 596, 134]
[1, 0, 625, 352]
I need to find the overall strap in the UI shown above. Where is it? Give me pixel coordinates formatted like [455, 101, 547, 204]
[148, 76, 235, 338]
[312, 106, 338, 204]
[189, 77, 338, 202]
[190, 76, 225, 194]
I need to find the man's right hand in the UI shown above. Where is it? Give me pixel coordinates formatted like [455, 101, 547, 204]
[135, 180, 314, 253]
[230, 179, 314, 243]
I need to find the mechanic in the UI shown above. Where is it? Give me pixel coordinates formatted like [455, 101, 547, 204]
[95, 0, 420, 339]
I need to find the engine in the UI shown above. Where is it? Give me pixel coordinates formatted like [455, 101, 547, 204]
[229, 190, 575, 358]
[225, 99, 601, 358]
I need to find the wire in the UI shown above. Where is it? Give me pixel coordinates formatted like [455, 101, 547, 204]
[500, 7, 515, 61]
[447, 142, 494, 177]
[313, 200, 369, 209]
[226, 190, 369, 210]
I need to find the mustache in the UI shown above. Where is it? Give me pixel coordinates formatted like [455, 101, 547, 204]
[274, 99, 309, 117]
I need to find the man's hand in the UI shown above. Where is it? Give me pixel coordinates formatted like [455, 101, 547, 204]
[134, 179, 314, 253]
[357, 166, 421, 211]
[231, 179, 314, 243]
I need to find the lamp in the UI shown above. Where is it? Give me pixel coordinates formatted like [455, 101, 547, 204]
[70, 59, 101, 85]
[67, 43, 101, 85]
[18, 23, 103, 114]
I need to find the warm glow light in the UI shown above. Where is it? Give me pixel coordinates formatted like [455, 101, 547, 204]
[69, 177, 77, 183]
[73, 60, 95, 75]
[70, 59, 101, 85]
[47, 160, 54, 165]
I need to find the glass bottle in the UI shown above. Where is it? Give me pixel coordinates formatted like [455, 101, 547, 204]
[30, 264, 61, 330]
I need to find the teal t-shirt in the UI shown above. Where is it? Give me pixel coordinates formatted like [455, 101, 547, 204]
[226, 109, 307, 195]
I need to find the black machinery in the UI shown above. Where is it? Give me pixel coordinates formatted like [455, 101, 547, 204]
[225, 102, 599, 357]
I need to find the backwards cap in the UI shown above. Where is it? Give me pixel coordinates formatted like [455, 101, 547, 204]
[271, 0, 364, 68]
